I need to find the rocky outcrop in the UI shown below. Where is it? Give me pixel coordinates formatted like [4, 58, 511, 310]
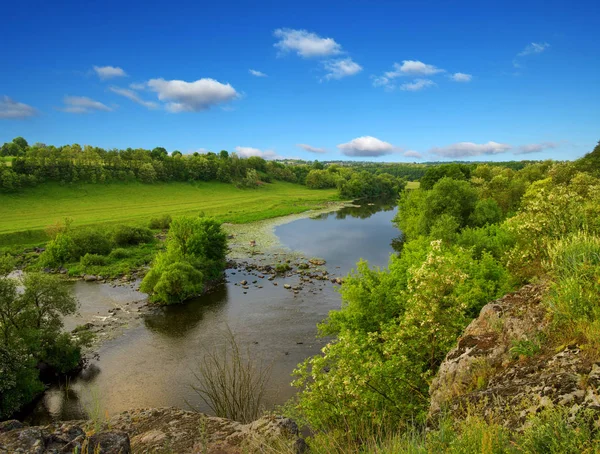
[0, 408, 306, 454]
[429, 282, 600, 428]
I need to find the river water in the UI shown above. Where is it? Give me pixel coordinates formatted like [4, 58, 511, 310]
[27, 201, 400, 424]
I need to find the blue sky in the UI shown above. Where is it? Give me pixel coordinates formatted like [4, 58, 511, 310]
[1, 0, 598, 162]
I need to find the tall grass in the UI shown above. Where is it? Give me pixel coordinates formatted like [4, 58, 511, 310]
[189, 328, 272, 423]
[545, 232, 600, 352]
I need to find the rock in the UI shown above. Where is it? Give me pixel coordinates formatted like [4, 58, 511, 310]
[240, 280, 248, 285]
[283, 284, 291, 289]
[427, 282, 600, 429]
[83, 274, 98, 282]
[87, 431, 131, 454]
[0, 420, 24, 434]
[309, 258, 326, 266]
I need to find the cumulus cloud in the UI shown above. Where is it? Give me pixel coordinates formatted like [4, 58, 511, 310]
[373, 60, 446, 89]
[392, 60, 445, 76]
[235, 146, 281, 160]
[59, 96, 112, 114]
[249, 69, 267, 77]
[146, 78, 238, 112]
[0, 96, 38, 119]
[515, 142, 558, 154]
[297, 143, 327, 154]
[403, 150, 423, 159]
[518, 42, 550, 57]
[337, 136, 398, 157]
[323, 58, 362, 80]
[450, 72, 472, 82]
[400, 79, 436, 91]
[93, 65, 127, 80]
[274, 28, 342, 58]
[430, 141, 512, 158]
[109, 87, 158, 109]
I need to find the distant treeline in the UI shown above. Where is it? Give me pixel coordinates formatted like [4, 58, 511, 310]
[0, 136, 543, 198]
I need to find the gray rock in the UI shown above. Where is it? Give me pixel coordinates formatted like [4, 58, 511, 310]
[86, 431, 131, 454]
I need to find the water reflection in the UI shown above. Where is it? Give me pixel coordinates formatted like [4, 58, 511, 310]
[144, 284, 229, 337]
[316, 199, 396, 221]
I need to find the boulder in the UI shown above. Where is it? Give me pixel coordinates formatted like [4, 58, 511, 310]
[428, 282, 600, 428]
[0, 409, 304, 454]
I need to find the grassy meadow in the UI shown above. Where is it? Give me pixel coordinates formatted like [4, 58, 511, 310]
[0, 181, 339, 247]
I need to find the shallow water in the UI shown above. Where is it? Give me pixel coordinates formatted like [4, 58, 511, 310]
[27, 201, 400, 424]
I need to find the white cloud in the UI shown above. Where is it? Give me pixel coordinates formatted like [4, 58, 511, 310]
[235, 146, 281, 160]
[337, 136, 398, 157]
[323, 58, 362, 80]
[273, 28, 342, 58]
[109, 87, 158, 109]
[373, 60, 445, 89]
[515, 142, 558, 154]
[517, 42, 550, 57]
[59, 96, 112, 114]
[297, 143, 327, 154]
[400, 79, 436, 91]
[403, 150, 423, 159]
[0, 96, 38, 119]
[249, 69, 268, 77]
[391, 60, 445, 76]
[146, 78, 238, 112]
[430, 141, 512, 158]
[93, 65, 127, 80]
[129, 82, 146, 90]
[450, 72, 472, 82]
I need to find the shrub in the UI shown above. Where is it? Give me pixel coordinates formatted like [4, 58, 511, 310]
[109, 248, 131, 259]
[149, 214, 172, 230]
[190, 329, 272, 423]
[112, 225, 154, 246]
[40, 232, 75, 267]
[152, 261, 204, 304]
[80, 253, 108, 267]
[140, 216, 227, 304]
[70, 228, 112, 258]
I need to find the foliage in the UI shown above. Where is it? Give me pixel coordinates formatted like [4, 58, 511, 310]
[79, 253, 108, 267]
[0, 273, 90, 418]
[294, 240, 511, 435]
[140, 216, 227, 304]
[111, 225, 154, 246]
[149, 214, 172, 230]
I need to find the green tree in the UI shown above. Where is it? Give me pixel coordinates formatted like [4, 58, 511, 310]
[141, 216, 227, 304]
[151, 147, 168, 160]
[0, 273, 90, 418]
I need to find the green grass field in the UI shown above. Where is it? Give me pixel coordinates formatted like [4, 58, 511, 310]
[0, 181, 339, 247]
[406, 181, 420, 190]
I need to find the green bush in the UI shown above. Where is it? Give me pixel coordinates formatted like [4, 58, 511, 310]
[149, 214, 172, 230]
[152, 261, 204, 304]
[79, 253, 108, 267]
[109, 248, 131, 259]
[40, 232, 75, 267]
[141, 216, 227, 304]
[70, 228, 112, 258]
[112, 225, 154, 246]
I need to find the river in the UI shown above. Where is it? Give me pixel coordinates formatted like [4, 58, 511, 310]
[27, 201, 400, 424]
